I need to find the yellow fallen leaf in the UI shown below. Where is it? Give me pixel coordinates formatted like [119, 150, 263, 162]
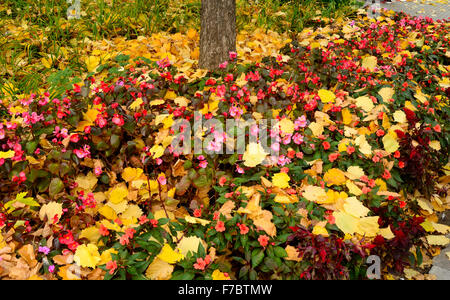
[75, 172, 98, 191]
[79, 227, 101, 244]
[341, 108, 353, 125]
[177, 236, 205, 256]
[393, 110, 407, 123]
[355, 96, 374, 112]
[185, 215, 210, 226]
[39, 202, 63, 224]
[356, 216, 379, 237]
[426, 235, 450, 246]
[74, 244, 101, 268]
[99, 248, 118, 265]
[382, 132, 399, 153]
[277, 118, 295, 135]
[318, 89, 336, 103]
[361, 55, 377, 71]
[333, 211, 359, 235]
[0, 150, 15, 159]
[211, 269, 231, 280]
[109, 186, 128, 204]
[312, 225, 329, 237]
[346, 180, 363, 196]
[308, 122, 324, 137]
[85, 56, 100, 72]
[129, 98, 143, 110]
[158, 243, 184, 264]
[343, 197, 370, 218]
[379, 227, 395, 239]
[346, 166, 365, 180]
[146, 258, 174, 280]
[302, 185, 328, 203]
[285, 245, 302, 262]
[323, 168, 347, 186]
[121, 167, 144, 182]
[242, 142, 268, 167]
[429, 140, 441, 151]
[98, 205, 118, 220]
[378, 87, 394, 102]
[272, 172, 290, 189]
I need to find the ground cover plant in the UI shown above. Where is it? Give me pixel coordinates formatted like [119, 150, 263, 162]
[0, 2, 449, 280]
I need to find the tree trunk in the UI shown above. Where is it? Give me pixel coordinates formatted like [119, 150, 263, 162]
[199, 0, 236, 70]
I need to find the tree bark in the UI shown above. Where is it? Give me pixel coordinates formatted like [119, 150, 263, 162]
[199, 0, 236, 70]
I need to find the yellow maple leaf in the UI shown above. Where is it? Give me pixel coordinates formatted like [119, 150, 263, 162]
[121, 167, 144, 182]
[318, 89, 336, 103]
[356, 216, 379, 237]
[272, 172, 290, 189]
[0, 150, 15, 159]
[39, 202, 63, 224]
[145, 258, 174, 280]
[109, 186, 128, 204]
[382, 132, 399, 153]
[177, 236, 205, 256]
[277, 118, 295, 135]
[302, 185, 328, 203]
[242, 142, 268, 167]
[393, 110, 407, 123]
[129, 98, 143, 110]
[355, 96, 374, 112]
[79, 227, 101, 244]
[312, 225, 329, 237]
[211, 269, 231, 280]
[379, 227, 395, 239]
[74, 244, 101, 268]
[361, 55, 377, 71]
[341, 108, 352, 125]
[149, 144, 165, 159]
[158, 243, 184, 264]
[323, 168, 347, 186]
[333, 211, 359, 235]
[378, 87, 394, 102]
[308, 122, 324, 137]
[346, 166, 365, 180]
[426, 235, 450, 246]
[343, 197, 370, 218]
[85, 56, 100, 73]
[75, 172, 98, 191]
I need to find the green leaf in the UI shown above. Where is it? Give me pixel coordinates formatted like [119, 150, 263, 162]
[49, 177, 64, 197]
[274, 246, 288, 258]
[251, 249, 264, 268]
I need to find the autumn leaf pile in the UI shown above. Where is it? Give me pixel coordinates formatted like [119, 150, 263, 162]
[1, 8, 450, 280]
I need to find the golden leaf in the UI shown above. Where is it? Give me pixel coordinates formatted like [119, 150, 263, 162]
[242, 142, 268, 168]
[318, 89, 336, 103]
[145, 258, 174, 280]
[74, 244, 101, 268]
[158, 243, 184, 264]
[323, 168, 347, 186]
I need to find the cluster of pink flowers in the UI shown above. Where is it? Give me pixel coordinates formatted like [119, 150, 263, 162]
[193, 255, 212, 271]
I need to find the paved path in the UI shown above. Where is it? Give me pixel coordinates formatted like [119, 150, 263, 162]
[366, 0, 450, 280]
[429, 233, 450, 280]
[368, 0, 450, 20]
